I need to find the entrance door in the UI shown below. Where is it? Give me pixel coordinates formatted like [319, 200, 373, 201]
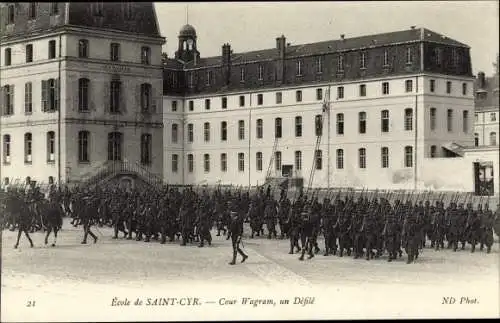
[282, 165, 293, 177]
[474, 161, 494, 196]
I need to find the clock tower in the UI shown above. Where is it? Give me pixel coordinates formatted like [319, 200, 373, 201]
[175, 24, 200, 63]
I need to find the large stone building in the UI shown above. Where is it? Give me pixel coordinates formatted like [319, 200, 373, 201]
[162, 25, 475, 189]
[0, 2, 165, 187]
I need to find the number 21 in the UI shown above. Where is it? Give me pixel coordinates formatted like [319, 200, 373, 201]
[26, 300, 36, 307]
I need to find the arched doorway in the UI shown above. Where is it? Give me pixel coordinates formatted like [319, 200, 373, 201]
[119, 177, 134, 192]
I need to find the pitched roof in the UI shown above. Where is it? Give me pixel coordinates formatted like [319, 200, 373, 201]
[168, 27, 469, 70]
[1, 3, 161, 41]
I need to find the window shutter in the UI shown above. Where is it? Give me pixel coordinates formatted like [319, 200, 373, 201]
[55, 78, 59, 111]
[0, 86, 4, 116]
[9, 84, 14, 114]
[1, 7, 6, 32]
[41, 80, 48, 112]
[103, 80, 110, 113]
[136, 83, 141, 112]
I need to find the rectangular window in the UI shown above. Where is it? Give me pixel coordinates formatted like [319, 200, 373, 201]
[187, 154, 194, 173]
[2, 85, 14, 116]
[336, 149, 343, 169]
[238, 153, 245, 172]
[257, 94, 263, 105]
[358, 148, 366, 169]
[430, 79, 436, 93]
[446, 81, 452, 94]
[315, 150, 322, 170]
[221, 153, 227, 172]
[316, 88, 323, 101]
[24, 82, 32, 114]
[188, 100, 194, 111]
[141, 46, 151, 64]
[295, 116, 302, 137]
[221, 97, 227, 109]
[239, 95, 245, 107]
[172, 154, 178, 173]
[381, 110, 389, 133]
[381, 147, 389, 168]
[140, 83, 152, 113]
[171, 101, 177, 112]
[276, 92, 282, 104]
[256, 119, 263, 139]
[447, 109, 453, 132]
[463, 110, 469, 133]
[205, 99, 210, 110]
[48, 40, 56, 59]
[430, 145, 437, 158]
[78, 78, 89, 112]
[110, 43, 120, 61]
[405, 80, 413, 92]
[296, 60, 302, 76]
[4, 48, 11, 66]
[93, 2, 103, 16]
[3, 135, 11, 164]
[475, 113, 479, 122]
[434, 48, 441, 66]
[382, 82, 389, 95]
[296, 90, 302, 102]
[78, 131, 89, 163]
[359, 84, 366, 97]
[187, 123, 193, 142]
[221, 121, 227, 141]
[337, 86, 344, 99]
[140, 134, 152, 165]
[462, 83, 467, 95]
[490, 113, 496, 122]
[240, 67, 245, 82]
[258, 65, 263, 80]
[358, 112, 367, 134]
[474, 133, 479, 147]
[275, 151, 282, 171]
[405, 146, 413, 168]
[404, 108, 413, 131]
[188, 73, 194, 88]
[406, 48, 413, 64]
[110, 80, 121, 113]
[25, 133, 33, 163]
[204, 154, 210, 173]
[337, 55, 344, 72]
[204, 122, 210, 142]
[383, 50, 389, 66]
[295, 150, 302, 171]
[275, 118, 282, 138]
[50, 3, 59, 15]
[206, 70, 212, 86]
[26, 44, 33, 63]
[28, 3, 36, 20]
[430, 107, 436, 131]
[78, 39, 89, 58]
[256, 152, 263, 171]
[171, 124, 178, 143]
[238, 120, 245, 140]
[315, 115, 323, 136]
[336, 113, 344, 135]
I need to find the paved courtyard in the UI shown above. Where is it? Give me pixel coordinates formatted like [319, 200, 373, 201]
[2, 219, 499, 321]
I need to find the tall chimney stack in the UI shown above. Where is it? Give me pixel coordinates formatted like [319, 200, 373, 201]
[276, 35, 286, 84]
[222, 43, 232, 85]
[478, 71, 486, 88]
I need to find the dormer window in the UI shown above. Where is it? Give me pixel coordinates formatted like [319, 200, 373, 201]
[360, 52, 366, 69]
[337, 55, 344, 72]
[7, 4, 14, 24]
[296, 60, 303, 76]
[50, 3, 59, 15]
[240, 67, 245, 82]
[93, 2, 103, 16]
[141, 46, 151, 65]
[258, 65, 263, 80]
[434, 48, 441, 66]
[124, 3, 133, 19]
[206, 70, 212, 86]
[316, 56, 322, 74]
[188, 72, 194, 88]
[406, 48, 413, 64]
[28, 3, 36, 20]
[383, 49, 389, 66]
[78, 39, 89, 58]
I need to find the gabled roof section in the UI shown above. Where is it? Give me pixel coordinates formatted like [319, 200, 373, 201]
[67, 3, 161, 37]
[169, 27, 469, 70]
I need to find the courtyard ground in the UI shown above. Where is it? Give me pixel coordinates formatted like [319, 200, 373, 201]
[1, 219, 499, 321]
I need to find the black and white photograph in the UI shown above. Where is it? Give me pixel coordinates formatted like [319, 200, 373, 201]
[1, 1, 499, 321]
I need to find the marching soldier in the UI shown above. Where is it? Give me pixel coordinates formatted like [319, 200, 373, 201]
[227, 200, 248, 265]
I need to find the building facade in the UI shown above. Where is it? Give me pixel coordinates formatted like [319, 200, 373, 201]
[474, 71, 499, 147]
[0, 3, 165, 187]
[163, 26, 475, 189]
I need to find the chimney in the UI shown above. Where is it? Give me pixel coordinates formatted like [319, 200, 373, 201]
[222, 43, 232, 85]
[411, 26, 416, 30]
[276, 35, 286, 84]
[340, 34, 345, 40]
[478, 71, 486, 88]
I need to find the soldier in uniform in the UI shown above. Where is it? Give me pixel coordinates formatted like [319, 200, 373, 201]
[264, 198, 278, 239]
[382, 199, 399, 262]
[479, 203, 494, 253]
[322, 198, 337, 256]
[226, 200, 248, 265]
[465, 202, 481, 253]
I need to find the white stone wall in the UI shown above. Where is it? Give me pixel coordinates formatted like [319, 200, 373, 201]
[474, 110, 499, 146]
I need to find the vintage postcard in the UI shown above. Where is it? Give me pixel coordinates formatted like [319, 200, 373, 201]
[1, 1, 499, 321]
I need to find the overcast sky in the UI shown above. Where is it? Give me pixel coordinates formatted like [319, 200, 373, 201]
[155, 1, 499, 75]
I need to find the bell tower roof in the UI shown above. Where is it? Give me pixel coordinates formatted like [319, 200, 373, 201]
[179, 24, 197, 38]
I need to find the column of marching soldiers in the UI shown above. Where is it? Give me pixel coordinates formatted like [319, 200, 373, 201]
[1, 182, 499, 264]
